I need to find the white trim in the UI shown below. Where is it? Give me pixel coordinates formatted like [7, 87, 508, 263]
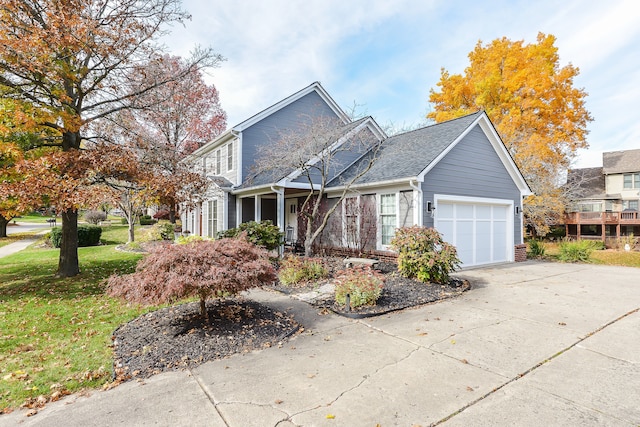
[236, 134, 243, 186]
[434, 194, 515, 266]
[377, 191, 400, 250]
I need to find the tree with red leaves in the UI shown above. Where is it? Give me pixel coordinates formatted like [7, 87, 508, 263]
[106, 236, 277, 319]
[0, 0, 223, 277]
[116, 56, 227, 223]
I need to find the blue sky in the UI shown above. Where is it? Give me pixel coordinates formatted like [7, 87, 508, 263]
[164, 0, 640, 168]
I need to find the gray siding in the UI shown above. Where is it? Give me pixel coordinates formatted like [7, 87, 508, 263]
[422, 126, 522, 243]
[241, 91, 339, 180]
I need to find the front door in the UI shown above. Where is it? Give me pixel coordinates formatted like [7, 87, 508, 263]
[285, 199, 298, 243]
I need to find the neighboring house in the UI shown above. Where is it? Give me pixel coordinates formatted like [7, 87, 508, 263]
[181, 82, 531, 268]
[565, 149, 640, 240]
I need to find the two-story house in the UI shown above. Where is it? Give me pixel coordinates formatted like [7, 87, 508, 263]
[181, 82, 531, 268]
[565, 149, 640, 240]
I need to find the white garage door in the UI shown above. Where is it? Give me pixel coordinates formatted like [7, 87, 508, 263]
[435, 198, 512, 267]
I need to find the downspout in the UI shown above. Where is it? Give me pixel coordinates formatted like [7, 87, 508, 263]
[271, 185, 285, 257]
[410, 179, 423, 226]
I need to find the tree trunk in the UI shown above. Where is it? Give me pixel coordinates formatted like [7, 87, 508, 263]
[57, 209, 80, 277]
[128, 218, 135, 243]
[169, 203, 176, 224]
[304, 218, 314, 257]
[57, 131, 82, 277]
[199, 297, 208, 320]
[0, 215, 9, 238]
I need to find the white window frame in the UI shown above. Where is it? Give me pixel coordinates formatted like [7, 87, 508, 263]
[341, 195, 360, 249]
[215, 149, 221, 175]
[377, 192, 399, 249]
[623, 173, 640, 189]
[227, 141, 234, 172]
[622, 200, 639, 211]
[207, 199, 219, 238]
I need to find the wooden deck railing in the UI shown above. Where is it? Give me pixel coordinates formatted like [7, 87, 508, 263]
[565, 211, 640, 224]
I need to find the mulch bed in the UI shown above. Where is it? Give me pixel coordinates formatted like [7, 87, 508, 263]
[273, 260, 470, 317]
[111, 258, 469, 380]
[112, 299, 299, 380]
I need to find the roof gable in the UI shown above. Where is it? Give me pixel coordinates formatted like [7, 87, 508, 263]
[331, 112, 530, 195]
[234, 82, 349, 132]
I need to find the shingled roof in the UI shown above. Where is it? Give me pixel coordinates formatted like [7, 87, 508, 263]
[329, 111, 483, 186]
[603, 149, 640, 174]
[565, 167, 610, 199]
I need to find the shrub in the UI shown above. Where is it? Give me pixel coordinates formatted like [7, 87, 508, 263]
[50, 225, 102, 248]
[558, 239, 595, 262]
[390, 226, 460, 284]
[278, 255, 328, 285]
[334, 266, 384, 308]
[83, 210, 107, 225]
[177, 234, 204, 244]
[139, 215, 155, 225]
[138, 221, 178, 242]
[152, 209, 170, 220]
[527, 240, 546, 258]
[218, 220, 283, 251]
[107, 236, 277, 319]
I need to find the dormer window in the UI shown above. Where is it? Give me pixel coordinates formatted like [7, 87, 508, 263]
[623, 173, 640, 189]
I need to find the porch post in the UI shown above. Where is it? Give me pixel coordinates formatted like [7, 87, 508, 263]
[271, 185, 285, 257]
[236, 197, 242, 227]
[254, 195, 261, 222]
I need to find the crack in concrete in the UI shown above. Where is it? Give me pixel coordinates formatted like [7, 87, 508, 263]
[189, 370, 296, 427]
[429, 306, 640, 426]
[188, 367, 231, 427]
[283, 343, 422, 425]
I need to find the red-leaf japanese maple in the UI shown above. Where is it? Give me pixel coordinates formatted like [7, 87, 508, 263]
[107, 236, 277, 319]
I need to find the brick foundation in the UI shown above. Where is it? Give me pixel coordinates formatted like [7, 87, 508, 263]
[514, 243, 527, 262]
[315, 246, 398, 263]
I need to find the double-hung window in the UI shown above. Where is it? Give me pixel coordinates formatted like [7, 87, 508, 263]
[623, 173, 640, 189]
[380, 194, 397, 246]
[215, 149, 221, 175]
[227, 141, 234, 171]
[207, 200, 218, 237]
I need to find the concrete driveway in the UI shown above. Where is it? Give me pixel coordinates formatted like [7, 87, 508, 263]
[1, 261, 638, 426]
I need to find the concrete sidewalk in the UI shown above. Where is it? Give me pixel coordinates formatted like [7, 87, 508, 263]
[1, 261, 639, 426]
[0, 223, 51, 258]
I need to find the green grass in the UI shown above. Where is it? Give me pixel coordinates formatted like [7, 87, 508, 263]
[0, 225, 153, 411]
[12, 213, 54, 223]
[534, 241, 640, 267]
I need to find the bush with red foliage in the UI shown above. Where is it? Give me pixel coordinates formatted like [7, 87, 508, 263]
[107, 236, 277, 318]
[152, 209, 170, 220]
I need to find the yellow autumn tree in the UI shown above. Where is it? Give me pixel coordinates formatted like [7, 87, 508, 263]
[428, 33, 593, 235]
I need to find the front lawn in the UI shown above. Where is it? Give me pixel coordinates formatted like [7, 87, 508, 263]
[531, 241, 640, 267]
[0, 226, 150, 412]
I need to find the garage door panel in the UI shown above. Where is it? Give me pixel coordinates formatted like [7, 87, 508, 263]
[435, 199, 512, 267]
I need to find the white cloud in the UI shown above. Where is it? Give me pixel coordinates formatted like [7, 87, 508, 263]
[163, 0, 640, 167]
